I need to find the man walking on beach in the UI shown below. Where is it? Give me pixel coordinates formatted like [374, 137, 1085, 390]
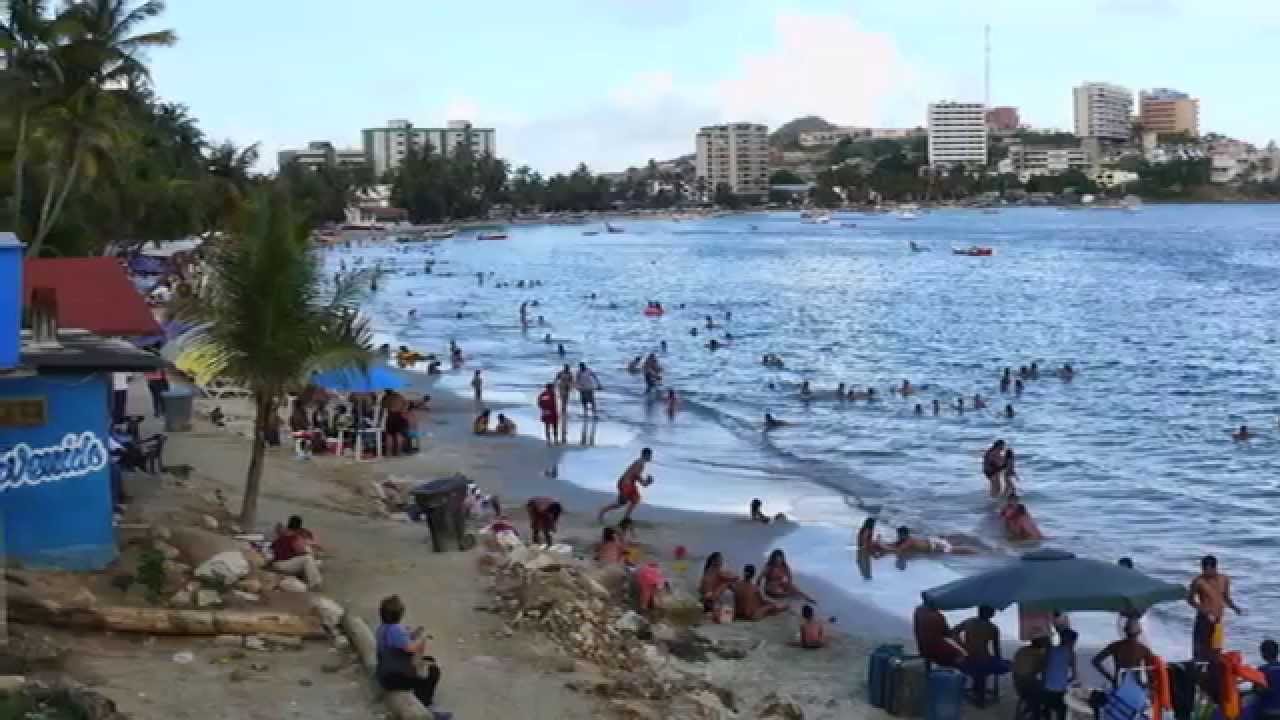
[471, 369, 484, 408]
[597, 447, 653, 523]
[576, 362, 602, 417]
[1188, 555, 1243, 659]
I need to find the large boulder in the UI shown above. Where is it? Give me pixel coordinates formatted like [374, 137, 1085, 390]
[194, 551, 251, 586]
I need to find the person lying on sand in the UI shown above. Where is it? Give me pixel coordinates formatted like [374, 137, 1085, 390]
[733, 564, 788, 621]
[759, 549, 815, 604]
[764, 412, 789, 431]
[699, 552, 739, 611]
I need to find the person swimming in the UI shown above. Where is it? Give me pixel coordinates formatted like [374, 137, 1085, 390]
[1004, 503, 1044, 542]
[973, 393, 987, 409]
[932, 399, 940, 416]
[764, 413, 789, 430]
[1015, 378, 1024, 396]
[914, 404, 923, 416]
[800, 381, 812, 399]
[955, 397, 965, 414]
[1004, 404, 1016, 419]
[1000, 367, 1012, 393]
[627, 356, 642, 373]
[899, 379, 914, 396]
[708, 338, 721, 351]
[1233, 425, 1252, 442]
[1058, 363, 1075, 381]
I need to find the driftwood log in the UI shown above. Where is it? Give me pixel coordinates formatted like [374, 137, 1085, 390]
[8, 590, 324, 637]
[342, 612, 431, 720]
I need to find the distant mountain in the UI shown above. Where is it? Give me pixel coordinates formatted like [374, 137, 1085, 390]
[770, 116, 837, 146]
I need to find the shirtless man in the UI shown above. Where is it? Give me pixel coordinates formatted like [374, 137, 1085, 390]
[1092, 619, 1156, 687]
[555, 364, 574, 420]
[733, 564, 787, 621]
[983, 440, 1008, 497]
[1188, 555, 1243, 660]
[597, 448, 653, 523]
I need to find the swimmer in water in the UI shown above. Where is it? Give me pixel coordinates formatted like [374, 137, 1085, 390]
[708, 338, 720, 351]
[955, 397, 965, 414]
[725, 332, 733, 342]
[1004, 503, 1044, 542]
[764, 413, 789, 430]
[1030, 362, 1040, 379]
[932, 399, 941, 416]
[705, 315, 715, 330]
[1015, 378, 1025, 396]
[557, 343, 566, 357]
[914, 404, 924, 416]
[666, 389, 678, 417]
[1232, 425, 1252, 442]
[543, 333, 552, 344]
[1005, 404, 1016, 419]
[1000, 368, 1012, 393]
[800, 381, 812, 399]
[837, 383, 846, 400]
[627, 356, 642, 373]
[690, 327, 699, 337]
[899, 379, 914, 396]
[973, 393, 987, 410]
[750, 498, 770, 524]
[660, 340, 668, 353]
[1058, 363, 1075, 381]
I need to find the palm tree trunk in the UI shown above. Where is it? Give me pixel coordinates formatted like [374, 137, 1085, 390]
[240, 391, 272, 529]
[10, 109, 30, 232]
[29, 140, 85, 256]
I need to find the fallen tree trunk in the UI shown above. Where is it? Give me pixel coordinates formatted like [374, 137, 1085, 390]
[8, 591, 323, 637]
[342, 612, 431, 720]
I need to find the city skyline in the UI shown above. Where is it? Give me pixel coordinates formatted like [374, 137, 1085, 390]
[148, 0, 1280, 173]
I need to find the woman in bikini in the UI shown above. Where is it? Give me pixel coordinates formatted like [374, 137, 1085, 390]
[699, 552, 739, 612]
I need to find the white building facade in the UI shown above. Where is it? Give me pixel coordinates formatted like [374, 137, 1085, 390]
[1073, 83, 1133, 141]
[1003, 143, 1090, 180]
[926, 102, 988, 167]
[362, 119, 497, 177]
[695, 123, 770, 199]
[278, 141, 368, 171]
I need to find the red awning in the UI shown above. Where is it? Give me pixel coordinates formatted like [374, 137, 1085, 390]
[23, 257, 161, 337]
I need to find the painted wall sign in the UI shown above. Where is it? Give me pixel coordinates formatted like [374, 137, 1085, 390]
[0, 397, 46, 427]
[0, 432, 108, 492]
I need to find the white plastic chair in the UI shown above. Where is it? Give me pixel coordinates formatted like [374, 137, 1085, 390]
[354, 408, 385, 461]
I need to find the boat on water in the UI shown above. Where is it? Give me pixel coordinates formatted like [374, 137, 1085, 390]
[897, 211, 919, 220]
[909, 241, 928, 253]
[582, 230, 600, 236]
[605, 222, 625, 234]
[477, 232, 509, 241]
[802, 213, 832, 224]
[953, 246, 993, 257]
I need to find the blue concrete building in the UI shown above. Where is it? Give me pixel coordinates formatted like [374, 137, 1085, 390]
[0, 233, 161, 569]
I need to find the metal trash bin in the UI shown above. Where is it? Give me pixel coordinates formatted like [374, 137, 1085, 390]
[411, 474, 476, 552]
[161, 388, 194, 432]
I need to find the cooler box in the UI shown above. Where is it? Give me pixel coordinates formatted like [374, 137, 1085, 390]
[926, 668, 966, 720]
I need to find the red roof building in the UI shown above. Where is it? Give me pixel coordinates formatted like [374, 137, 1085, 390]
[23, 257, 161, 337]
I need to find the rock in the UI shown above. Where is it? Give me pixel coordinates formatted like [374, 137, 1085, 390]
[263, 634, 304, 650]
[213, 635, 243, 647]
[235, 578, 262, 594]
[169, 589, 193, 607]
[308, 595, 345, 628]
[151, 526, 173, 542]
[244, 636, 266, 651]
[757, 693, 804, 720]
[609, 699, 660, 720]
[172, 651, 195, 664]
[614, 611, 647, 633]
[651, 623, 679, 644]
[679, 691, 732, 720]
[69, 588, 97, 609]
[163, 561, 192, 578]
[201, 515, 220, 531]
[194, 551, 251, 586]
[231, 590, 260, 603]
[278, 577, 308, 594]
[195, 589, 223, 608]
[155, 541, 182, 561]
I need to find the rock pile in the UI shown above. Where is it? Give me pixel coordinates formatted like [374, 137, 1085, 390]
[481, 547, 794, 720]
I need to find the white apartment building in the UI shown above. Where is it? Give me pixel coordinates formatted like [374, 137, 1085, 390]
[798, 127, 870, 146]
[277, 141, 367, 171]
[926, 102, 988, 167]
[1073, 83, 1133, 142]
[695, 123, 770, 199]
[1002, 143, 1090, 181]
[362, 119, 497, 177]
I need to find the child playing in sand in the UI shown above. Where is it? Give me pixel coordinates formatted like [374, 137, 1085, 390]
[798, 605, 827, 649]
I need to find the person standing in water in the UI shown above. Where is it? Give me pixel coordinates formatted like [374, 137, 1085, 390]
[555, 364, 574, 421]
[665, 389, 678, 418]
[537, 383, 559, 445]
[470, 369, 484, 407]
[576, 362, 602, 417]
[983, 440, 1008, 497]
[597, 448, 654, 523]
[1188, 555, 1243, 660]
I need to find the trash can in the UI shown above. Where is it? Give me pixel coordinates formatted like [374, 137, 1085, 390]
[161, 387, 194, 432]
[411, 474, 476, 552]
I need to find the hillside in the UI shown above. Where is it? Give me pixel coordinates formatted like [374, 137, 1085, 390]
[769, 115, 837, 147]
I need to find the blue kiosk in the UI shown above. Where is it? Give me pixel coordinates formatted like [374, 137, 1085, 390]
[0, 233, 161, 569]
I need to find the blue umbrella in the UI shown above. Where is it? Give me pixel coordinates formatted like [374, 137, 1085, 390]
[311, 364, 406, 393]
[921, 549, 1186, 613]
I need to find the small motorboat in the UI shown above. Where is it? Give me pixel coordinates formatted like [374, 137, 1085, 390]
[605, 222, 625, 234]
[582, 230, 600, 236]
[477, 232, 509, 241]
[952, 246, 993, 256]
[897, 211, 919, 220]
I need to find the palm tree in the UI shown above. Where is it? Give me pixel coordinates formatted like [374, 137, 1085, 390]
[23, 0, 175, 256]
[175, 187, 373, 527]
[201, 140, 260, 230]
[1, 0, 61, 234]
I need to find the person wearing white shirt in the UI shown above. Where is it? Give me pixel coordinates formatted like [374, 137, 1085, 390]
[575, 362, 601, 417]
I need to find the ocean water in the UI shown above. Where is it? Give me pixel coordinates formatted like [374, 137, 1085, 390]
[328, 205, 1280, 654]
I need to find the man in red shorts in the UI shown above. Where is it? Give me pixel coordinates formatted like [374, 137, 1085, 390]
[597, 447, 653, 523]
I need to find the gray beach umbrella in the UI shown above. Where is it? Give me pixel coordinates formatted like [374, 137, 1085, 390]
[921, 549, 1186, 613]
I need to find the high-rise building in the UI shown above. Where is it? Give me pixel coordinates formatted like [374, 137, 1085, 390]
[985, 106, 1021, 132]
[1073, 83, 1133, 141]
[277, 141, 367, 171]
[1139, 88, 1199, 137]
[695, 123, 770, 199]
[927, 102, 988, 167]
[362, 119, 497, 177]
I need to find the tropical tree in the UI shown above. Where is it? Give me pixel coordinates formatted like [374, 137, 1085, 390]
[1, 0, 62, 234]
[175, 187, 373, 527]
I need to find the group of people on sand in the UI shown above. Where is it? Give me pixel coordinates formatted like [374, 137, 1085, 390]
[700, 549, 828, 649]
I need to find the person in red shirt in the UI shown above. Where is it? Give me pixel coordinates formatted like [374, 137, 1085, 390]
[537, 383, 559, 446]
[269, 515, 322, 589]
[914, 598, 967, 668]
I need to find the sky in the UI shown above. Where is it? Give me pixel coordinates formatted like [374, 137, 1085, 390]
[145, 0, 1280, 174]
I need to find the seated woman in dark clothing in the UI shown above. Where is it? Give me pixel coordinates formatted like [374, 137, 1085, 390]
[376, 595, 442, 708]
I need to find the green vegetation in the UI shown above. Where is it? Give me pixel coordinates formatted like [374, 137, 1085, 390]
[175, 188, 373, 527]
[769, 169, 806, 185]
[136, 545, 166, 604]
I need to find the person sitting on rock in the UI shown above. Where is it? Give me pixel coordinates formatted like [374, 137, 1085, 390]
[376, 594, 442, 710]
[269, 515, 322, 589]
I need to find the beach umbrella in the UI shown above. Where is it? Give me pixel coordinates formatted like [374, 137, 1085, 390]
[311, 364, 406, 394]
[921, 549, 1185, 613]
